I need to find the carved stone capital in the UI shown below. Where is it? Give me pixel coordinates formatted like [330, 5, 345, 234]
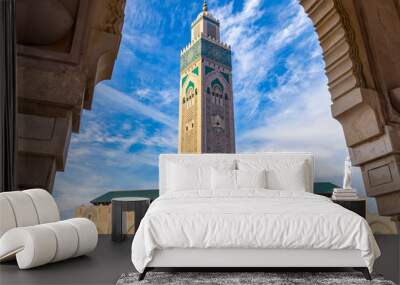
[99, 0, 125, 35]
[387, 87, 400, 123]
[331, 88, 384, 147]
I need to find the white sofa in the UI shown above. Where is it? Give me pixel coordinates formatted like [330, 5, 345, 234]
[0, 189, 98, 269]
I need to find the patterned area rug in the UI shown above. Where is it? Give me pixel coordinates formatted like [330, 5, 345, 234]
[116, 272, 395, 285]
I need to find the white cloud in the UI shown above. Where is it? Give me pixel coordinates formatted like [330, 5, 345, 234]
[266, 6, 309, 51]
[133, 87, 178, 107]
[69, 118, 176, 171]
[96, 83, 178, 130]
[141, 128, 178, 149]
[54, 138, 163, 218]
[212, 0, 315, 117]
[237, 77, 348, 178]
[54, 81, 179, 218]
[123, 31, 161, 53]
[71, 120, 145, 153]
[235, 75, 375, 210]
[211, 0, 370, 201]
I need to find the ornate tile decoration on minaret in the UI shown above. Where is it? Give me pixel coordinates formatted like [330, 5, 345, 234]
[178, 0, 236, 153]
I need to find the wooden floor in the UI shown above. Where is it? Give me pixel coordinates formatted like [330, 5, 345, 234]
[0, 235, 398, 285]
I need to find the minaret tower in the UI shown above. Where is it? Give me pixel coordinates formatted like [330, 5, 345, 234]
[178, 1, 235, 153]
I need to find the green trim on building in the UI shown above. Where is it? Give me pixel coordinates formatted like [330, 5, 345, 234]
[90, 189, 159, 205]
[313, 182, 339, 197]
[192, 66, 199, 76]
[220, 71, 230, 83]
[180, 40, 201, 72]
[202, 39, 231, 68]
[181, 75, 188, 87]
[185, 81, 195, 96]
[211, 78, 224, 92]
[180, 39, 231, 72]
[205, 66, 214, 75]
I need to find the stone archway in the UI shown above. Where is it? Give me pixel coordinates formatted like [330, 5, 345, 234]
[300, 0, 400, 219]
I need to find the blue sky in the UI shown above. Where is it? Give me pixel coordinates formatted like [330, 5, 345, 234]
[53, 0, 374, 218]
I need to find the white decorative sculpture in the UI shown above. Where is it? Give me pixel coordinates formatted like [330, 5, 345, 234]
[342, 156, 352, 190]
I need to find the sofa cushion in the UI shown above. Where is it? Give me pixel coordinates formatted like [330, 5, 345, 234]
[24, 189, 60, 224]
[0, 196, 17, 237]
[1, 192, 39, 227]
[42, 222, 78, 262]
[63, 218, 98, 257]
[0, 218, 97, 269]
[0, 226, 57, 269]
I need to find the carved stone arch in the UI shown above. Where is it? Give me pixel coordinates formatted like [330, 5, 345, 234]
[204, 70, 230, 93]
[300, 0, 400, 220]
[182, 72, 199, 98]
[94, 51, 119, 97]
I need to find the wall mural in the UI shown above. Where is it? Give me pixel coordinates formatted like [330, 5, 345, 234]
[51, 0, 382, 229]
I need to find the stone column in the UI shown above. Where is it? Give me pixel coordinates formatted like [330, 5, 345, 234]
[15, 0, 125, 192]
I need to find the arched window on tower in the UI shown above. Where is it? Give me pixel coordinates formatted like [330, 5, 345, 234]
[207, 23, 217, 39]
[212, 85, 223, 106]
[187, 88, 195, 108]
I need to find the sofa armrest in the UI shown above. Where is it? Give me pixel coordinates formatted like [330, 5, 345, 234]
[0, 218, 98, 269]
[0, 226, 57, 268]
